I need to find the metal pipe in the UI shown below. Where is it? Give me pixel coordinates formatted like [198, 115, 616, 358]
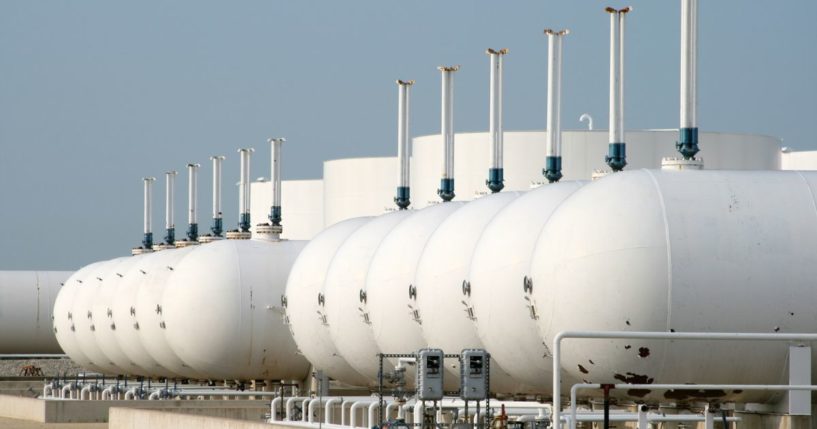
[142, 177, 155, 249]
[605, 7, 630, 172]
[677, 0, 699, 159]
[186, 163, 200, 241]
[164, 171, 177, 245]
[437, 65, 459, 202]
[210, 155, 225, 236]
[544, 29, 569, 183]
[552, 330, 817, 429]
[487, 48, 508, 193]
[237, 148, 254, 232]
[285, 396, 308, 421]
[395, 80, 414, 209]
[325, 397, 342, 424]
[268, 138, 284, 228]
[351, 399, 377, 428]
[579, 113, 594, 130]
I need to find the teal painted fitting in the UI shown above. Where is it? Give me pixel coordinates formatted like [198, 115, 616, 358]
[269, 206, 282, 227]
[394, 186, 411, 210]
[605, 143, 627, 171]
[142, 232, 153, 249]
[164, 228, 175, 245]
[543, 156, 563, 183]
[211, 218, 223, 237]
[676, 127, 699, 159]
[437, 178, 455, 202]
[239, 213, 251, 232]
[186, 223, 198, 242]
[486, 168, 504, 193]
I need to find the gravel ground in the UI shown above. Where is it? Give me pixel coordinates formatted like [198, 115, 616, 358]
[0, 358, 86, 378]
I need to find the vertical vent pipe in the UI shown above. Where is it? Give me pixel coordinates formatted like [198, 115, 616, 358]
[437, 65, 459, 202]
[677, 0, 699, 159]
[210, 155, 225, 237]
[237, 148, 254, 232]
[186, 163, 200, 241]
[605, 7, 630, 171]
[164, 171, 178, 245]
[395, 80, 414, 209]
[268, 137, 284, 230]
[544, 29, 569, 183]
[486, 48, 508, 193]
[142, 177, 155, 249]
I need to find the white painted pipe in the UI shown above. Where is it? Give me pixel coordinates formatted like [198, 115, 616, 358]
[608, 8, 627, 145]
[544, 29, 569, 182]
[413, 402, 423, 427]
[164, 171, 177, 235]
[61, 383, 74, 399]
[80, 384, 94, 400]
[210, 155, 225, 235]
[325, 397, 342, 424]
[487, 48, 507, 192]
[680, 0, 697, 130]
[579, 113, 594, 130]
[308, 398, 326, 423]
[270, 397, 282, 422]
[142, 177, 155, 247]
[124, 387, 138, 400]
[386, 402, 400, 421]
[237, 148, 254, 231]
[437, 65, 459, 201]
[42, 383, 54, 399]
[285, 396, 307, 420]
[187, 163, 199, 239]
[268, 138, 284, 227]
[350, 399, 377, 428]
[301, 398, 310, 421]
[148, 390, 162, 400]
[368, 401, 382, 428]
[395, 80, 413, 209]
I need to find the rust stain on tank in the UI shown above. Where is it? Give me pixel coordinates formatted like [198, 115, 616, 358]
[578, 364, 589, 374]
[613, 372, 654, 384]
[637, 347, 650, 358]
[624, 345, 632, 350]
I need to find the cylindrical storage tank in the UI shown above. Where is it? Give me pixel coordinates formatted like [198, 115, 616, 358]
[111, 250, 178, 378]
[322, 158, 396, 227]
[469, 181, 585, 392]
[366, 202, 464, 364]
[70, 259, 122, 374]
[90, 257, 141, 374]
[324, 210, 414, 384]
[531, 169, 817, 402]
[0, 271, 71, 354]
[162, 239, 310, 380]
[285, 217, 372, 386]
[53, 262, 105, 370]
[133, 246, 201, 379]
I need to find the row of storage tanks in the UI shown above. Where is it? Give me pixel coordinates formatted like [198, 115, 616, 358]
[42, 128, 817, 401]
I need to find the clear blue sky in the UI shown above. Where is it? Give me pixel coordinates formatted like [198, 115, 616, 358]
[1, 1, 815, 269]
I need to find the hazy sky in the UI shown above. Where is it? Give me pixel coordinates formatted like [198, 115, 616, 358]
[1, 1, 816, 270]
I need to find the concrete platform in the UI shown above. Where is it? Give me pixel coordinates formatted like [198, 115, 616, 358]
[0, 395, 270, 423]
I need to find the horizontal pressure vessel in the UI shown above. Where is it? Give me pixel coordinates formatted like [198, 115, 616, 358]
[531, 169, 817, 402]
[324, 210, 414, 384]
[469, 181, 585, 392]
[90, 256, 141, 374]
[414, 192, 531, 392]
[1, 271, 72, 354]
[162, 238, 310, 381]
[70, 258, 123, 374]
[53, 262, 106, 371]
[285, 217, 372, 386]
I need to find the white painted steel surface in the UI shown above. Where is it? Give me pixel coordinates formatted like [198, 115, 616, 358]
[439, 66, 458, 183]
[608, 9, 626, 144]
[70, 259, 121, 373]
[250, 180, 324, 240]
[414, 192, 530, 392]
[0, 271, 70, 354]
[134, 246, 201, 378]
[238, 148, 253, 222]
[323, 158, 395, 227]
[110, 252, 170, 377]
[143, 178, 155, 237]
[469, 181, 585, 391]
[531, 169, 817, 400]
[680, 0, 697, 129]
[367, 202, 464, 364]
[397, 81, 413, 191]
[324, 210, 414, 383]
[90, 256, 141, 374]
[545, 30, 566, 158]
[162, 238, 309, 380]
[211, 156, 225, 223]
[164, 171, 177, 234]
[487, 49, 506, 171]
[285, 217, 372, 385]
[187, 164, 199, 227]
[53, 262, 105, 369]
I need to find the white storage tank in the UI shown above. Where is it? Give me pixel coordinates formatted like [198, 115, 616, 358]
[322, 158, 396, 228]
[414, 192, 534, 392]
[53, 262, 106, 370]
[530, 169, 817, 401]
[469, 181, 585, 392]
[366, 202, 464, 365]
[161, 238, 309, 381]
[284, 217, 372, 386]
[0, 271, 71, 354]
[133, 246, 201, 378]
[111, 253, 166, 377]
[70, 258, 122, 374]
[90, 257, 141, 374]
[323, 210, 414, 383]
